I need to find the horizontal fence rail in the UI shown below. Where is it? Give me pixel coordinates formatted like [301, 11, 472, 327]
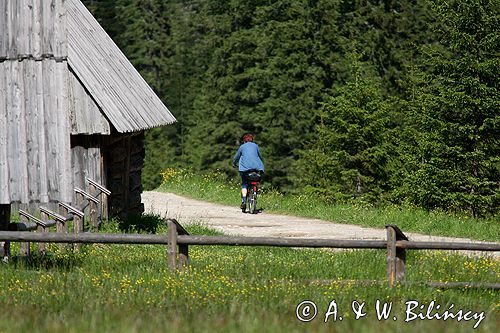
[396, 240, 500, 251]
[0, 219, 499, 289]
[1, 232, 499, 251]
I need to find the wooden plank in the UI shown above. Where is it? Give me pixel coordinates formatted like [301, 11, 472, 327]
[0, 0, 7, 59]
[55, 61, 73, 203]
[24, 60, 40, 201]
[54, 0, 67, 59]
[88, 184, 98, 230]
[35, 60, 49, 202]
[41, 0, 54, 57]
[99, 145, 108, 220]
[68, 71, 111, 134]
[32, 0, 42, 59]
[17, 60, 29, 203]
[58, 203, 69, 249]
[0, 231, 494, 252]
[0, 63, 10, 203]
[386, 225, 408, 287]
[6, 60, 22, 202]
[167, 219, 190, 270]
[19, 0, 30, 58]
[7, 0, 18, 59]
[43, 59, 59, 201]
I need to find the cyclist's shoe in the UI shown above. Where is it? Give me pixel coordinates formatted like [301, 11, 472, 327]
[240, 202, 246, 212]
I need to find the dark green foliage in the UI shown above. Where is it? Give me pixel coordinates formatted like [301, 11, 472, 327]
[396, 0, 500, 216]
[82, 0, 124, 40]
[84, 0, 499, 216]
[296, 56, 398, 203]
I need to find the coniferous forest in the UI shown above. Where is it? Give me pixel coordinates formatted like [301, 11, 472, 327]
[83, 0, 500, 218]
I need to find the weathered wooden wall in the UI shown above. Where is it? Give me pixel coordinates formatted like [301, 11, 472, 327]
[0, 0, 71, 204]
[0, 58, 73, 204]
[1, 0, 110, 205]
[0, 0, 67, 61]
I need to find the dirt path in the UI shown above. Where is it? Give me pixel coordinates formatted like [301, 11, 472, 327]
[142, 191, 499, 257]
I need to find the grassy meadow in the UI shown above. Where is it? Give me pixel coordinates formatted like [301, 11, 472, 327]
[0, 168, 498, 332]
[158, 168, 500, 241]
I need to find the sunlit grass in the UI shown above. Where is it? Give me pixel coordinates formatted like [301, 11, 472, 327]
[0, 222, 498, 332]
[157, 168, 500, 241]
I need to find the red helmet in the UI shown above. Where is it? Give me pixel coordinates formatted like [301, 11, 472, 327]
[243, 134, 254, 142]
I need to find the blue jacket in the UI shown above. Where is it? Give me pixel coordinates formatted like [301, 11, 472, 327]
[233, 142, 264, 172]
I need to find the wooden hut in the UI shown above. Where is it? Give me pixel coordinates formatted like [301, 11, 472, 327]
[0, 0, 176, 222]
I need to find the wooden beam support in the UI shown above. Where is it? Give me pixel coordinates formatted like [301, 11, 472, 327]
[19, 214, 30, 256]
[167, 219, 178, 270]
[87, 178, 111, 195]
[74, 187, 100, 204]
[19, 210, 48, 227]
[59, 202, 84, 218]
[167, 219, 189, 270]
[386, 225, 408, 287]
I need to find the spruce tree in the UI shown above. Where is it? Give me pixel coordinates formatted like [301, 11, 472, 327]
[398, 0, 500, 216]
[296, 56, 397, 202]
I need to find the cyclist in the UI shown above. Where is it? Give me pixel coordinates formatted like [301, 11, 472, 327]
[232, 133, 264, 210]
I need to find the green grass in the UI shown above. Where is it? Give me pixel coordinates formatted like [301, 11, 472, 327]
[158, 168, 500, 241]
[1, 169, 499, 332]
[0, 221, 499, 332]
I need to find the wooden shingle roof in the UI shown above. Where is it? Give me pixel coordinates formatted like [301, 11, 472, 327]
[67, 0, 176, 133]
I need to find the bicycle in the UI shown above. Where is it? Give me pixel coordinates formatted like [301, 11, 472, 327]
[243, 171, 261, 214]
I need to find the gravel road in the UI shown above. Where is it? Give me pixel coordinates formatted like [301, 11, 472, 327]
[141, 191, 499, 257]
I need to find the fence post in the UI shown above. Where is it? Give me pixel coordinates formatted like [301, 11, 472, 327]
[19, 214, 30, 256]
[74, 192, 84, 237]
[385, 225, 408, 287]
[168, 219, 189, 271]
[88, 182, 99, 230]
[39, 210, 48, 255]
[167, 219, 178, 270]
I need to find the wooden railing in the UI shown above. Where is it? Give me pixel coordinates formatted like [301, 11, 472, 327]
[0, 178, 110, 258]
[0, 218, 499, 288]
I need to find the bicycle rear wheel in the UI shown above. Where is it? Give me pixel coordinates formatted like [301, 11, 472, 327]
[247, 187, 257, 214]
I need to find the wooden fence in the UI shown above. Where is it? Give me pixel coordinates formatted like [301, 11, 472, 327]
[0, 218, 499, 288]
